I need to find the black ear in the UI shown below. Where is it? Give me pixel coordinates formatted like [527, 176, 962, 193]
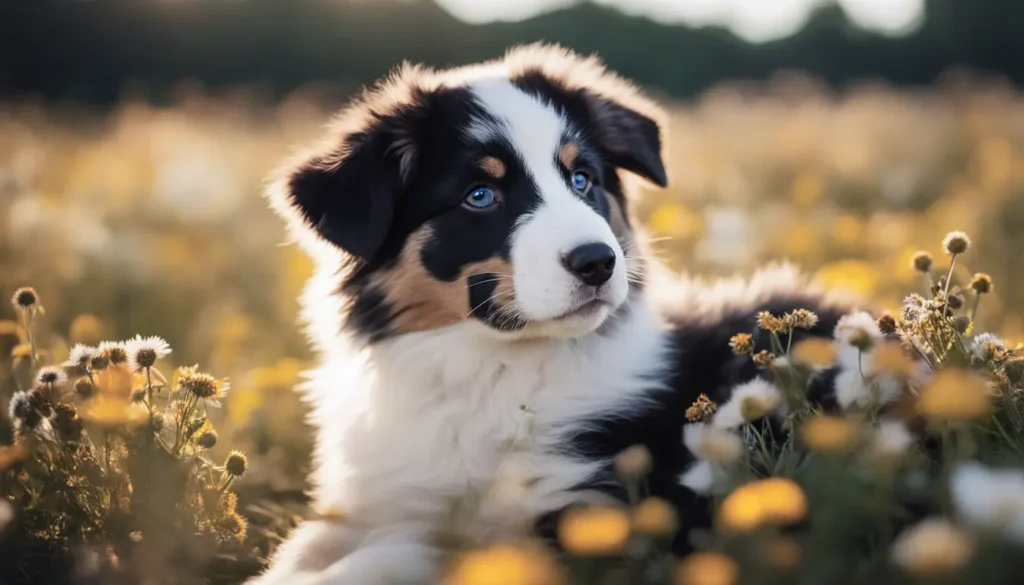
[585, 92, 667, 188]
[276, 71, 431, 260]
[285, 129, 406, 259]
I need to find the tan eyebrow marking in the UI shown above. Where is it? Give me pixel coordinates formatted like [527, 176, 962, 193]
[559, 143, 579, 169]
[480, 156, 506, 179]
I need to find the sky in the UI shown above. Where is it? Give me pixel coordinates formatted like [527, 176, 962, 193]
[433, 0, 926, 42]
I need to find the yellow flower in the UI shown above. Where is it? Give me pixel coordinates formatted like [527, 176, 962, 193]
[870, 342, 917, 376]
[674, 552, 738, 585]
[613, 444, 653, 480]
[728, 333, 754, 356]
[814, 260, 879, 296]
[81, 397, 148, 428]
[719, 478, 807, 532]
[0, 444, 26, 470]
[632, 497, 678, 536]
[69, 314, 104, 346]
[801, 415, 859, 453]
[0, 320, 19, 337]
[792, 338, 837, 367]
[917, 369, 991, 420]
[558, 506, 631, 556]
[444, 543, 562, 585]
[647, 203, 704, 239]
[891, 518, 973, 576]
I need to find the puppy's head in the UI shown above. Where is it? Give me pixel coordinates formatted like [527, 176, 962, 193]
[271, 44, 667, 343]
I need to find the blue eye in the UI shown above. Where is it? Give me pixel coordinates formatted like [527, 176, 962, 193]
[464, 186, 498, 210]
[571, 171, 592, 193]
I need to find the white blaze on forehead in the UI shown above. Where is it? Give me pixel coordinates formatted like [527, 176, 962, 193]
[466, 79, 568, 187]
[466, 79, 629, 327]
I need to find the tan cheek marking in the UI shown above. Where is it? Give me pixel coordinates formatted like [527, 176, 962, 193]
[559, 143, 579, 169]
[480, 156, 506, 180]
[376, 227, 517, 334]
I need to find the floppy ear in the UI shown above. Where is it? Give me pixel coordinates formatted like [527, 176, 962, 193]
[284, 129, 405, 260]
[584, 93, 668, 188]
[502, 43, 669, 189]
[272, 70, 431, 260]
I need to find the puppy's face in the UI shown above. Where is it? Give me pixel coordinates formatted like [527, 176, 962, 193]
[272, 45, 667, 343]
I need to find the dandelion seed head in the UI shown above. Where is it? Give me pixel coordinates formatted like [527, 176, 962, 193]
[835, 311, 882, 352]
[970, 273, 993, 294]
[756, 311, 786, 333]
[8, 391, 31, 420]
[877, 313, 898, 335]
[713, 378, 785, 429]
[911, 251, 933, 273]
[224, 450, 248, 477]
[970, 333, 1004, 362]
[125, 335, 171, 372]
[74, 377, 95, 399]
[89, 354, 109, 371]
[36, 366, 67, 387]
[952, 315, 972, 335]
[28, 386, 53, 417]
[752, 350, 776, 367]
[11, 287, 38, 311]
[65, 344, 97, 369]
[197, 429, 218, 449]
[98, 342, 128, 366]
[685, 393, 718, 423]
[784, 309, 819, 330]
[178, 367, 223, 400]
[942, 231, 971, 255]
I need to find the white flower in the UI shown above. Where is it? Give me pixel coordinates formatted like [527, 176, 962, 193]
[683, 424, 743, 463]
[8, 391, 31, 420]
[63, 344, 97, 368]
[675, 463, 716, 493]
[712, 378, 786, 429]
[834, 367, 902, 410]
[891, 517, 973, 575]
[970, 333, 1004, 361]
[951, 461, 1024, 542]
[834, 312, 883, 370]
[124, 335, 172, 372]
[35, 366, 68, 387]
[872, 421, 914, 459]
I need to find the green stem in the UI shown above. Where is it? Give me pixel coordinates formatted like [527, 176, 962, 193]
[942, 255, 958, 299]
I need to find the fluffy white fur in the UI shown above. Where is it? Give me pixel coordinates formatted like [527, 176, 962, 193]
[250, 291, 671, 585]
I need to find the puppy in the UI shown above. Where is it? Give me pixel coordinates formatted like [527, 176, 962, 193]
[251, 43, 858, 585]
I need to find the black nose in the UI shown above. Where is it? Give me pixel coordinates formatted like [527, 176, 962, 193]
[564, 243, 616, 286]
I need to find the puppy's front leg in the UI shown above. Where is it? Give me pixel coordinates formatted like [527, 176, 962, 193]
[248, 520, 440, 585]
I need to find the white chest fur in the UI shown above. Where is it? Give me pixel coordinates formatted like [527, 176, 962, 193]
[302, 299, 670, 542]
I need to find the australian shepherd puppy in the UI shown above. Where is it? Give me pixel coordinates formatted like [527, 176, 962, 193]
[251, 44, 864, 585]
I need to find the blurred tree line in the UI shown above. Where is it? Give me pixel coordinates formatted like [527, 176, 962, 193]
[1, 0, 1021, 106]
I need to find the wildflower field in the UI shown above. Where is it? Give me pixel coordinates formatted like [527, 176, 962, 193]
[2, 72, 1024, 584]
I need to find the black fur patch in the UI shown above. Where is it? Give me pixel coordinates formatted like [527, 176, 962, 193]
[547, 294, 855, 556]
